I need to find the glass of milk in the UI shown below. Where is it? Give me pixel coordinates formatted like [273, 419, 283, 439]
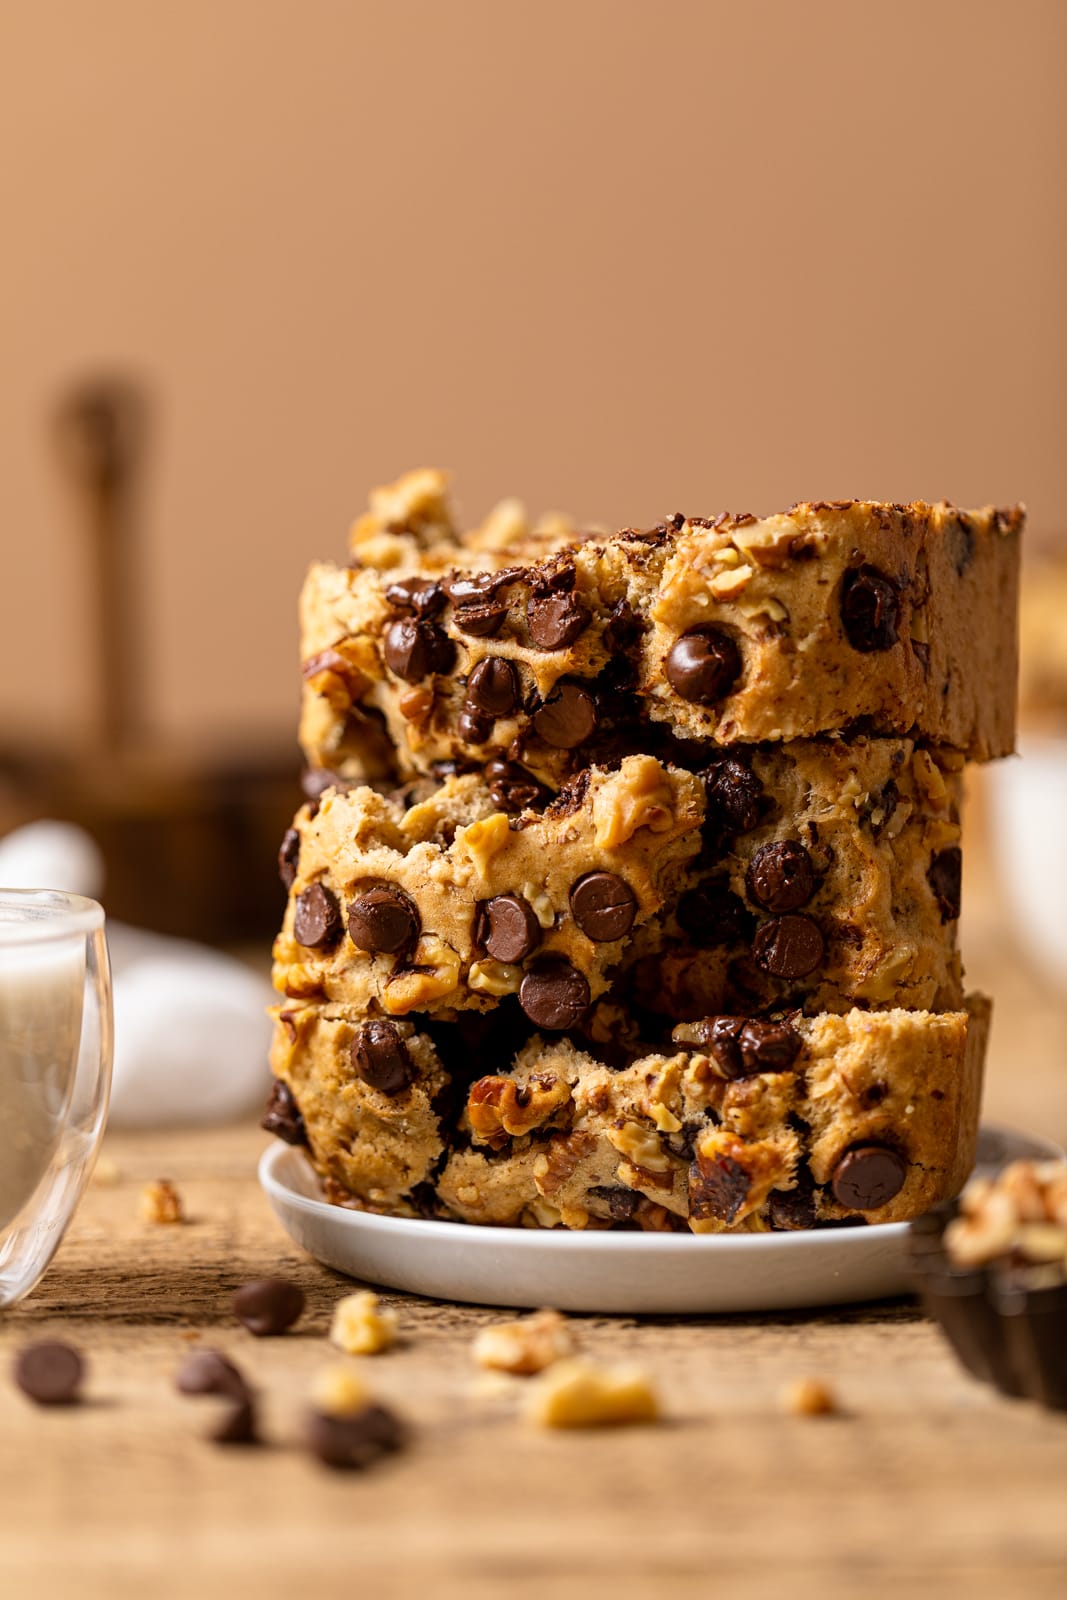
[0, 888, 112, 1308]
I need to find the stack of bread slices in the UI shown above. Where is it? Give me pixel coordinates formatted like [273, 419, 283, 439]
[263, 470, 1020, 1234]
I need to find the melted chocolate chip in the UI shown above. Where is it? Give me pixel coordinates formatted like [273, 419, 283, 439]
[676, 883, 752, 947]
[527, 592, 591, 650]
[603, 600, 645, 656]
[588, 1185, 641, 1221]
[746, 840, 817, 914]
[831, 1145, 907, 1210]
[278, 827, 300, 890]
[210, 1397, 259, 1446]
[446, 571, 517, 638]
[466, 657, 519, 716]
[569, 872, 637, 942]
[768, 1166, 818, 1230]
[928, 846, 962, 922]
[384, 577, 445, 617]
[13, 1342, 84, 1405]
[688, 1153, 750, 1224]
[752, 914, 825, 979]
[544, 770, 592, 819]
[481, 894, 542, 963]
[699, 1015, 802, 1078]
[531, 683, 597, 749]
[485, 759, 544, 814]
[351, 1020, 416, 1095]
[294, 883, 342, 949]
[261, 1080, 308, 1146]
[232, 1278, 305, 1337]
[457, 706, 492, 743]
[383, 618, 455, 680]
[703, 756, 764, 834]
[665, 627, 742, 705]
[347, 887, 420, 954]
[519, 959, 591, 1030]
[840, 565, 901, 652]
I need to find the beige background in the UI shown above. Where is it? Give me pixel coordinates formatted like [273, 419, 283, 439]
[1, 0, 1064, 750]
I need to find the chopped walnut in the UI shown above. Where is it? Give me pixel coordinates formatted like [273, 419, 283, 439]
[592, 757, 676, 848]
[329, 1291, 399, 1356]
[468, 959, 523, 997]
[606, 1120, 672, 1173]
[524, 1359, 660, 1428]
[472, 1310, 575, 1376]
[382, 937, 461, 1013]
[459, 813, 512, 875]
[533, 1129, 597, 1196]
[781, 1377, 837, 1417]
[140, 1179, 184, 1225]
[312, 1365, 373, 1417]
[397, 685, 435, 724]
[944, 1160, 1067, 1269]
[468, 1074, 573, 1143]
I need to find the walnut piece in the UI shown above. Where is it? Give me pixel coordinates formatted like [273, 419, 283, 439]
[471, 1309, 575, 1376]
[592, 757, 676, 848]
[781, 1377, 837, 1417]
[140, 1178, 184, 1225]
[382, 936, 462, 1013]
[468, 1074, 572, 1143]
[329, 1291, 399, 1356]
[945, 1160, 1067, 1268]
[312, 1365, 373, 1417]
[523, 1358, 660, 1428]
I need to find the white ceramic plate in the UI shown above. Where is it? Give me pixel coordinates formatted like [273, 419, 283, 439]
[259, 1125, 1064, 1314]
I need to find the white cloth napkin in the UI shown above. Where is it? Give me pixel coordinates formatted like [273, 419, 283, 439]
[0, 819, 272, 1126]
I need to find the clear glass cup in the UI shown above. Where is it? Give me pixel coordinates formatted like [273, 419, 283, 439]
[0, 888, 112, 1308]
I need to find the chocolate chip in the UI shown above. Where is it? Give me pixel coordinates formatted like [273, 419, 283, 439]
[543, 769, 592, 819]
[278, 827, 300, 890]
[696, 1016, 799, 1078]
[703, 756, 764, 834]
[485, 759, 544, 814]
[676, 883, 752, 946]
[752, 914, 825, 979]
[831, 1145, 908, 1210]
[665, 627, 741, 705]
[588, 1185, 641, 1221]
[305, 1402, 406, 1471]
[457, 706, 493, 743]
[466, 657, 519, 716]
[13, 1341, 84, 1406]
[858, 778, 901, 838]
[294, 883, 342, 949]
[746, 840, 817, 914]
[384, 577, 445, 617]
[928, 847, 962, 922]
[768, 1166, 817, 1230]
[383, 618, 455, 680]
[210, 1397, 259, 1446]
[446, 572, 516, 638]
[301, 766, 354, 802]
[261, 1080, 308, 1146]
[232, 1278, 305, 1337]
[531, 683, 597, 748]
[347, 886, 420, 954]
[175, 1349, 249, 1399]
[569, 872, 637, 942]
[603, 600, 645, 656]
[481, 894, 542, 963]
[351, 1020, 416, 1095]
[527, 592, 591, 650]
[519, 959, 591, 1030]
[840, 565, 901, 652]
[688, 1153, 750, 1224]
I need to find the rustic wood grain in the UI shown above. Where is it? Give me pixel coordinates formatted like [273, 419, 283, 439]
[0, 823, 1065, 1599]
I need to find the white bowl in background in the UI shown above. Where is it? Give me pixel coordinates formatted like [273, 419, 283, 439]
[986, 735, 1067, 983]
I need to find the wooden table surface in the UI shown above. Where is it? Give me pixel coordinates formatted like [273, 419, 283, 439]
[1, 815, 1066, 1599]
